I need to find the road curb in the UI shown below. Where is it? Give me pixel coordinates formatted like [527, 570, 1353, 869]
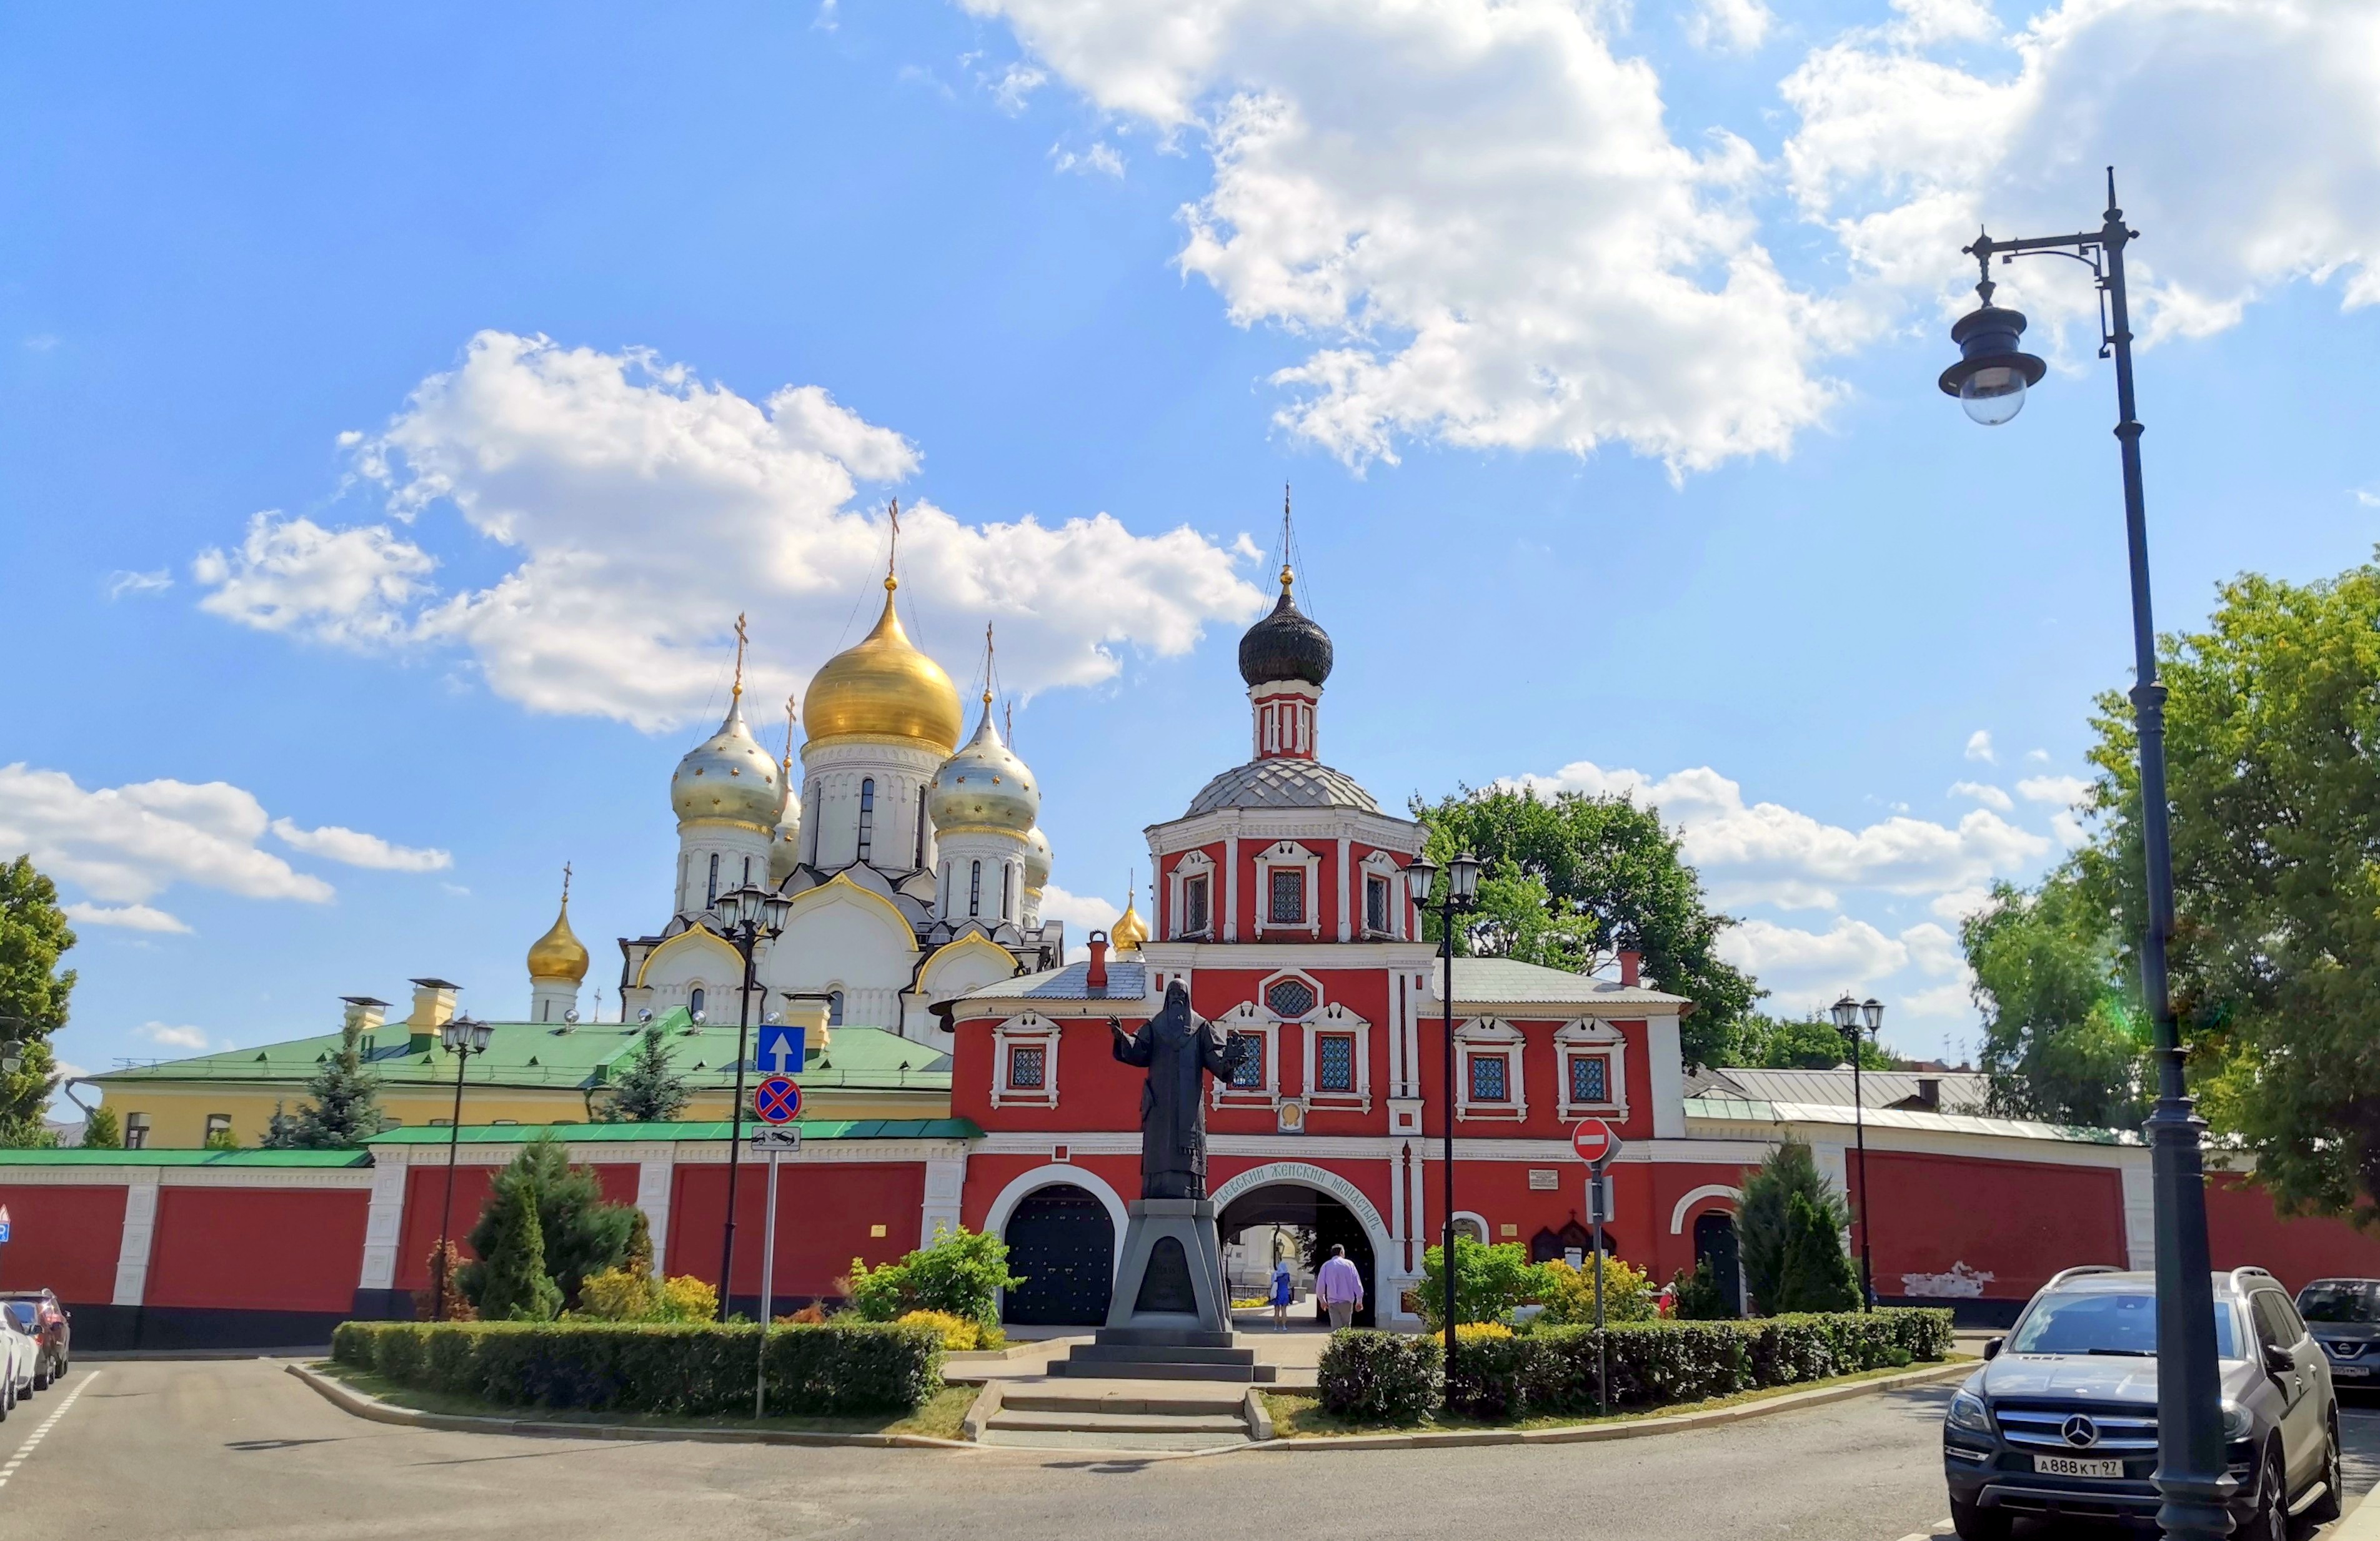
[2332, 1476, 2380, 1539]
[1240, 1357, 1973, 1453]
[284, 1362, 979, 1450]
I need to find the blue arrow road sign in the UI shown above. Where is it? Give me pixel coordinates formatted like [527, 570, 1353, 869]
[755, 1024, 805, 1075]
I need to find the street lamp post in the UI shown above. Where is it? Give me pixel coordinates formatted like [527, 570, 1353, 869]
[1940, 169, 2230, 1541]
[711, 882, 792, 1322]
[1402, 850, 1481, 1376]
[431, 1011, 494, 1322]
[1829, 994, 1885, 1311]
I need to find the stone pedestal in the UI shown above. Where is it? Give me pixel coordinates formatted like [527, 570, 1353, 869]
[1106, 1198, 1230, 1335]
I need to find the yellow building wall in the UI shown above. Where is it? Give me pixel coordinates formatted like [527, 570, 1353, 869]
[92, 1081, 953, 1149]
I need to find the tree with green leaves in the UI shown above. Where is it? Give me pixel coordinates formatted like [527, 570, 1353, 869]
[2074, 555, 2380, 1220]
[1738, 1138, 1851, 1316]
[1413, 786, 1761, 1068]
[261, 1018, 385, 1149]
[81, 1104, 121, 1149]
[1777, 1191, 1862, 1312]
[1960, 876, 2148, 1129]
[1670, 1257, 1732, 1320]
[1728, 1013, 1897, 1070]
[0, 856, 76, 1146]
[459, 1132, 634, 1311]
[467, 1177, 561, 1322]
[595, 1024, 690, 1123]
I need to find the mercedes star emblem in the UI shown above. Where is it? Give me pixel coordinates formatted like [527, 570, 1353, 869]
[2061, 1414, 2100, 1448]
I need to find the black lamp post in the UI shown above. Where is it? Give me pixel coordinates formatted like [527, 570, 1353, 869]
[1941, 169, 2230, 1541]
[711, 881, 792, 1322]
[431, 1011, 494, 1322]
[1403, 850, 1481, 1374]
[1829, 993, 1885, 1311]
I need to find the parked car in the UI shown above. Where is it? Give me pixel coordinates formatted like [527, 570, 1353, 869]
[1942, 1265, 2339, 1541]
[0, 1307, 30, 1419]
[2295, 1277, 2380, 1392]
[1, 1291, 69, 1388]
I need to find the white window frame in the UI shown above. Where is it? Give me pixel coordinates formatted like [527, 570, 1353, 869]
[1252, 840, 1322, 940]
[990, 1013, 1062, 1109]
[1359, 850, 1403, 939]
[1300, 1001, 1373, 1112]
[1209, 1001, 1280, 1109]
[1455, 1016, 1528, 1122]
[1554, 1017, 1630, 1122]
[1168, 850, 1217, 940]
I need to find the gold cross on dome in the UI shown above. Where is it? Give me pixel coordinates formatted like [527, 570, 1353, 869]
[730, 613, 750, 700]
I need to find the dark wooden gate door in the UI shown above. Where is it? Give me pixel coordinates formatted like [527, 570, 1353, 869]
[1002, 1184, 1115, 1325]
[1693, 1212, 1743, 1316]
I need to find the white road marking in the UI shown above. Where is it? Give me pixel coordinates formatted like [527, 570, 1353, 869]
[0, 1370, 99, 1489]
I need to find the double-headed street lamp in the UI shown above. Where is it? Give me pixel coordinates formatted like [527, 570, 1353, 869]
[1941, 169, 2229, 1541]
[1829, 993, 1885, 1311]
[1402, 850, 1481, 1373]
[711, 881, 792, 1322]
[431, 1010, 494, 1322]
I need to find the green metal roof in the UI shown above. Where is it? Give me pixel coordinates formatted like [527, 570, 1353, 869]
[0, 1147, 372, 1167]
[363, 1116, 981, 1146]
[88, 1008, 952, 1094]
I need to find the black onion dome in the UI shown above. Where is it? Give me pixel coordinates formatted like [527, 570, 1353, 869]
[1237, 583, 1333, 686]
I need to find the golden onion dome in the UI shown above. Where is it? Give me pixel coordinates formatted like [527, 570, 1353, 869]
[1022, 826, 1053, 893]
[669, 695, 783, 828]
[526, 896, 590, 984]
[802, 579, 963, 752]
[929, 696, 1040, 836]
[1110, 894, 1148, 953]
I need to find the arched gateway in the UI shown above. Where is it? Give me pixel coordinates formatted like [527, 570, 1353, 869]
[1213, 1162, 1395, 1327]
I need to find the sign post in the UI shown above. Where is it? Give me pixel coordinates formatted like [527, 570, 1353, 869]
[1571, 1118, 1623, 1416]
[750, 1074, 802, 1419]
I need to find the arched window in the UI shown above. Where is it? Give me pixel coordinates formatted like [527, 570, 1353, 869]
[857, 777, 876, 863]
[706, 853, 720, 908]
[970, 860, 982, 918]
[828, 989, 845, 1026]
[689, 986, 707, 1019]
[1002, 862, 1014, 919]
[915, 786, 929, 867]
[740, 855, 752, 889]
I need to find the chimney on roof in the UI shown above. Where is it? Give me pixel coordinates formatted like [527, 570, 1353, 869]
[1086, 930, 1110, 993]
[1914, 1076, 1941, 1111]
[1617, 947, 1641, 989]
[342, 996, 389, 1034]
[406, 978, 460, 1051]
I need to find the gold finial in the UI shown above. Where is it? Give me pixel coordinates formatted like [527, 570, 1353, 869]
[885, 498, 901, 593]
[730, 613, 749, 701]
[1278, 483, 1295, 593]
[560, 860, 572, 906]
[782, 694, 798, 773]
[981, 621, 997, 709]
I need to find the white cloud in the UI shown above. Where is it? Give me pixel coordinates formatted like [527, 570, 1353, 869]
[1949, 780, 2012, 813]
[993, 62, 1047, 112]
[1963, 730, 1995, 764]
[2025, 748, 2051, 764]
[1052, 141, 1126, 177]
[1929, 886, 1993, 923]
[1782, 0, 2380, 349]
[137, 1022, 209, 1051]
[197, 333, 1265, 732]
[63, 901, 192, 934]
[1506, 758, 2050, 911]
[2015, 774, 2089, 806]
[270, 818, 452, 873]
[1716, 916, 1968, 1015]
[107, 568, 172, 600]
[1686, 0, 1775, 52]
[1037, 883, 1122, 961]
[967, 0, 1848, 475]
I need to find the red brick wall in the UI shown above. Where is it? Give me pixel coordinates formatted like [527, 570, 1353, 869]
[2205, 1174, 2380, 1290]
[1865, 1151, 2126, 1302]
[146, 1187, 371, 1312]
[663, 1161, 924, 1298]
[0, 1183, 125, 1306]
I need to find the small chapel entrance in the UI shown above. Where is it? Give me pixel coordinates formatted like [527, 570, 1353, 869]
[1693, 1211, 1745, 1316]
[1001, 1184, 1115, 1325]
[1219, 1182, 1376, 1328]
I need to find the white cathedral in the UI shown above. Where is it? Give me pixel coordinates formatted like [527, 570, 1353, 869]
[525, 558, 1105, 1048]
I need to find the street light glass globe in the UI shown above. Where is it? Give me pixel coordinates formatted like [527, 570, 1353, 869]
[1959, 366, 2028, 426]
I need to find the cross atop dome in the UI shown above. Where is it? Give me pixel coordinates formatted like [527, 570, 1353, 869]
[1238, 487, 1332, 758]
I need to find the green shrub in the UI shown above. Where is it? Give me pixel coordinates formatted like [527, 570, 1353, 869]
[1536, 1255, 1657, 1325]
[1740, 1139, 1852, 1314]
[1444, 1326, 1532, 1419]
[1775, 1191, 1862, 1312]
[1416, 1237, 1548, 1329]
[329, 1319, 942, 1417]
[847, 1225, 1021, 1332]
[1670, 1258, 1733, 1320]
[1318, 1330, 1443, 1422]
[457, 1133, 635, 1314]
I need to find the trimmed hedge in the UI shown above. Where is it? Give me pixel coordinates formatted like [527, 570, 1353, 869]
[330, 1319, 942, 1417]
[1317, 1330, 1443, 1424]
[1318, 1307, 1952, 1424]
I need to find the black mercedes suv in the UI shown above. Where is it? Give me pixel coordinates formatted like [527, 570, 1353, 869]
[1942, 1266, 2340, 1541]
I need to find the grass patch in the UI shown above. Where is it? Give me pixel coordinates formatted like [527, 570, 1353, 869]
[312, 1362, 976, 1442]
[1262, 1354, 1970, 1439]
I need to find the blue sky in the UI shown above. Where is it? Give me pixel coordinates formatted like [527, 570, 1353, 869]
[4, 0, 2376, 1088]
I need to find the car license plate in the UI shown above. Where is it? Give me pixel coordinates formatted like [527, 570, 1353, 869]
[2034, 1455, 2124, 1479]
[2334, 1364, 2370, 1377]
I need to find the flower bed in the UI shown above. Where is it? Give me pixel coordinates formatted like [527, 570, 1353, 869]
[331, 1319, 944, 1417]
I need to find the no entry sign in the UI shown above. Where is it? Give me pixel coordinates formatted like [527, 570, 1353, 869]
[1570, 1117, 1621, 1169]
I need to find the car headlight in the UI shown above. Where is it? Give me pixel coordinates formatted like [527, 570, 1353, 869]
[1947, 1390, 1993, 1434]
[2221, 1400, 2253, 1441]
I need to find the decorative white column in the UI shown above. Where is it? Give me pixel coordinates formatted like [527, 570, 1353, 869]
[921, 1155, 966, 1247]
[357, 1151, 410, 1292]
[635, 1151, 675, 1278]
[114, 1171, 161, 1307]
[2121, 1159, 2156, 1271]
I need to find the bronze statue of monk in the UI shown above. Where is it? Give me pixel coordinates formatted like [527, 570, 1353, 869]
[1110, 981, 1252, 1201]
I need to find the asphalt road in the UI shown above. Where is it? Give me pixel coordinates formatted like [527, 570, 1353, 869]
[7, 1359, 2380, 1541]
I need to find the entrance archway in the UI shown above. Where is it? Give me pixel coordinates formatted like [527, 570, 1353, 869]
[1001, 1184, 1115, 1325]
[1218, 1181, 1380, 1328]
[1693, 1211, 1743, 1316]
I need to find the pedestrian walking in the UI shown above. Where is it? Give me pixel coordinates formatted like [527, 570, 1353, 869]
[1270, 1257, 1295, 1329]
[1315, 1243, 1363, 1330]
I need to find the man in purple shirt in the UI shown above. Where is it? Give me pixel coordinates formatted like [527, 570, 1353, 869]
[1315, 1244, 1364, 1330]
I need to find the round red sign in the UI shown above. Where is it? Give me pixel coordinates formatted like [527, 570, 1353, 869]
[1570, 1117, 1620, 1167]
